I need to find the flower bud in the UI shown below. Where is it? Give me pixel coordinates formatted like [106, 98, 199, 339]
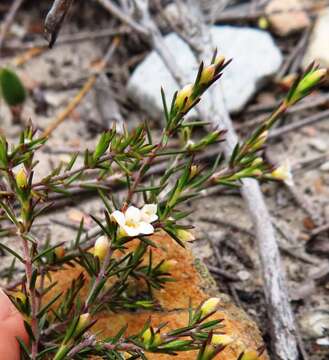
[201, 334, 233, 360]
[14, 291, 26, 304]
[190, 165, 199, 178]
[251, 157, 263, 167]
[271, 160, 293, 186]
[258, 16, 268, 30]
[55, 246, 65, 259]
[252, 130, 268, 150]
[93, 236, 110, 261]
[16, 168, 28, 189]
[175, 84, 194, 112]
[214, 55, 225, 67]
[158, 259, 177, 273]
[141, 327, 153, 347]
[153, 333, 162, 346]
[211, 334, 234, 346]
[75, 313, 91, 334]
[240, 350, 259, 360]
[251, 169, 263, 177]
[176, 229, 195, 242]
[200, 65, 216, 84]
[288, 67, 327, 105]
[200, 297, 220, 318]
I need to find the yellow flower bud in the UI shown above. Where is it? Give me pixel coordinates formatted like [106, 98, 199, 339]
[76, 313, 91, 334]
[200, 65, 216, 84]
[176, 229, 195, 242]
[251, 169, 263, 177]
[202, 334, 233, 360]
[190, 165, 199, 178]
[258, 16, 268, 30]
[93, 236, 110, 261]
[214, 55, 225, 67]
[158, 259, 177, 273]
[253, 130, 268, 150]
[200, 297, 220, 318]
[211, 334, 234, 346]
[240, 350, 259, 360]
[175, 84, 194, 112]
[142, 327, 152, 346]
[14, 291, 26, 304]
[16, 168, 28, 189]
[251, 157, 263, 167]
[55, 246, 65, 259]
[289, 67, 327, 105]
[153, 333, 162, 346]
[296, 69, 327, 94]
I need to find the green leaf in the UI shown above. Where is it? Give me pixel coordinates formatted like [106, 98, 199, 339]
[32, 243, 64, 263]
[0, 68, 26, 106]
[158, 339, 194, 351]
[0, 243, 24, 263]
[37, 292, 62, 319]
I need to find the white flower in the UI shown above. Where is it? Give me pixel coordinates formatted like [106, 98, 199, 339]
[271, 159, 294, 187]
[111, 206, 154, 237]
[141, 204, 158, 223]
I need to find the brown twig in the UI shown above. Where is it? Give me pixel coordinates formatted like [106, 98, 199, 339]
[207, 264, 240, 282]
[44, 0, 75, 47]
[269, 109, 329, 139]
[309, 222, 329, 237]
[96, 0, 148, 36]
[276, 28, 311, 80]
[0, 0, 25, 54]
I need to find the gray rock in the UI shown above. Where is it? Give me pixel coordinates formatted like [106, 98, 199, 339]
[303, 8, 329, 68]
[127, 26, 282, 121]
[320, 161, 329, 172]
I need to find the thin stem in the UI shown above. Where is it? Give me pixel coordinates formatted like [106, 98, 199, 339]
[122, 143, 162, 210]
[19, 231, 39, 358]
[83, 246, 113, 311]
[32, 152, 115, 190]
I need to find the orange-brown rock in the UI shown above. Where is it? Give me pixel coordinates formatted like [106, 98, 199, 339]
[49, 232, 268, 359]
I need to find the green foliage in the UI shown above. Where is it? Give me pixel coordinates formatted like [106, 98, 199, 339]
[0, 67, 26, 107]
[0, 52, 325, 359]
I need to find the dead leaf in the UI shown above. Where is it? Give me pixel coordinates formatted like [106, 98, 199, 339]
[303, 216, 316, 230]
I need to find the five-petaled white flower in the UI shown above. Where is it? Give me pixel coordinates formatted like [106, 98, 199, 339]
[111, 204, 158, 237]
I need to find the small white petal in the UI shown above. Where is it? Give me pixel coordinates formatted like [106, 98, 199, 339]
[282, 160, 294, 187]
[141, 204, 158, 223]
[125, 206, 141, 223]
[272, 159, 294, 187]
[111, 210, 126, 227]
[138, 222, 154, 235]
[123, 225, 140, 237]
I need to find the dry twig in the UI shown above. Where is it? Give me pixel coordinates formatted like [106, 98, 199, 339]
[0, 0, 25, 54]
[44, 0, 74, 47]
